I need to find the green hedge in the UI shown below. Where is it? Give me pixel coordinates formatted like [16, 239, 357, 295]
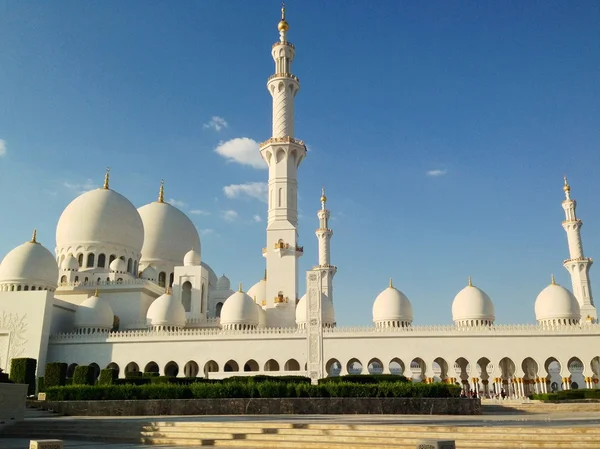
[9, 358, 37, 395]
[98, 369, 118, 386]
[44, 380, 461, 401]
[37, 376, 45, 393]
[532, 389, 600, 401]
[223, 375, 311, 384]
[319, 374, 409, 384]
[115, 377, 151, 386]
[45, 362, 67, 388]
[72, 365, 95, 386]
[142, 372, 159, 378]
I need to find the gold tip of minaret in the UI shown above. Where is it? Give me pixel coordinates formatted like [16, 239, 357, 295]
[31, 228, 37, 244]
[166, 286, 172, 294]
[389, 278, 393, 289]
[468, 276, 473, 287]
[238, 282, 243, 293]
[158, 179, 165, 203]
[563, 175, 571, 193]
[103, 167, 110, 189]
[278, 2, 289, 32]
[551, 274, 556, 285]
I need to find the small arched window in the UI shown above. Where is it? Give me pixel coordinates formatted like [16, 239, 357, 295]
[169, 272, 174, 288]
[216, 302, 223, 318]
[109, 255, 116, 264]
[97, 254, 106, 268]
[127, 258, 132, 273]
[60, 275, 67, 284]
[24, 285, 29, 291]
[158, 272, 166, 288]
[74, 276, 79, 283]
[133, 261, 138, 277]
[182, 281, 192, 312]
[86, 253, 95, 268]
[77, 254, 84, 267]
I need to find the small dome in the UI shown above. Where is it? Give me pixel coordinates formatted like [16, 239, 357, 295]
[535, 278, 580, 324]
[146, 290, 186, 329]
[141, 265, 157, 281]
[220, 289, 258, 329]
[109, 258, 127, 273]
[372, 280, 413, 327]
[56, 187, 144, 255]
[247, 279, 266, 305]
[216, 274, 231, 290]
[74, 291, 114, 331]
[452, 279, 495, 325]
[61, 254, 79, 271]
[138, 197, 200, 268]
[296, 293, 335, 328]
[0, 233, 59, 290]
[183, 249, 201, 266]
[256, 303, 267, 328]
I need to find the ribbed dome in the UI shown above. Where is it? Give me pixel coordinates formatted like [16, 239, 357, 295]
[452, 280, 495, 326]
[295, 293, 335, 328]
[372, 282, 413, 327]
[146, 291, 186, 330]
[535, 280, 580, 324]
[74, 291, 114, 331]
[109, 258, 127, 273]
[247, 279, 266, 305]
[61, 254, 79, 271]
[220, 290, 259, 329]
[141, 265, 157, 281]
[216, 275, 231, 290]
[138, 200, 200, 268]
[0, 236, 58, 290]
[183, 249, 201, 266]
[56, 188, 144, 255]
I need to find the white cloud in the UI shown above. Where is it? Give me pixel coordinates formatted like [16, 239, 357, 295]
[214, 138, 265, 169]
[426, 169, 448, 177]
[221, 209, 239, 222]
[223, 182, 267, 202]
[0, 139, 6, 157]
[63, 178, 96, 195]
[203, 116, 229, 132]
[189, 209, 210, 216]
[252, 214, 262, 223]
[168, 198, 187, 208]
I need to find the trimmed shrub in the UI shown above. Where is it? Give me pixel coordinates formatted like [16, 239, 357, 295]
[45, 362, 67, 388]
[142, 372, 159, 378]
[223, 375, 311, 384]
[115, 377, 151, 386]
[0, 368, 12, 383]
[532, 389, 600, 402]
[72, 365, 95, 386]
[126, 371, 143, 378]
[9, 358, 37, 395]
[98, 369, 118, 386]
[319, 374, 409, 384]
[37, 376, 45, 393]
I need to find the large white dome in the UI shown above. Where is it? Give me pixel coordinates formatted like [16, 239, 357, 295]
[220, 289, 259, 330]
[74, 290, 114, 331]
[372, 280, 413, 327]
[535, 278, 580, 324]
[56, 186, 144, 255]
[452, 278, 495, 326]
[296, 293, 335, 328]
[0, 232, 58, 290]
[146, 290, 186, 330]
[138, 192, 200, 267]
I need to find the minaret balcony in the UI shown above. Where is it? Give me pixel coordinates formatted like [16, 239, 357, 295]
[274, 294, 289, 305]
[272, 41, 295, 49]
[259, 136, 305, 149]
[267, 72, 299, 83]
[266, 241, 304, 257]
[563, 257, 593, 264]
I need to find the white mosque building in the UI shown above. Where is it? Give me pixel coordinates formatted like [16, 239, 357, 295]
[1, 6, 599, 397]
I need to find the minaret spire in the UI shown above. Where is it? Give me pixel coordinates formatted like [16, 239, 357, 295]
[31, 229, 37, 244]
[561, 177, 596, 321]
[158, 179, 165, 203]
[259, 3, 306, 326]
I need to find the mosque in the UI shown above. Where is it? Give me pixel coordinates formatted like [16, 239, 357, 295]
[0, 5, 599, 397]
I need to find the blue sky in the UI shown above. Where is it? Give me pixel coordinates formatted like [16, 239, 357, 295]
[1, 1, 599, 326]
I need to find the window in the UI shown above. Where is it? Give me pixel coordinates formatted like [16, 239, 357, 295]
[182, 281, 192, 312]
[158, 272, 166, 288]
[127, 258, 132, 273]
[97, 254, 106, 268]
[216, 302, 223, 318]
[77, 254, 83, 267]
[169, 272, 174, 288]
[86, 253, 95, 268]
[109, 255, 116, 264]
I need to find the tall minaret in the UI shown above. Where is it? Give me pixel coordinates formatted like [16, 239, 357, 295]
[561, 176, 596, 321]
[260, 3, 307, 326]
[315, 189, 337, 302]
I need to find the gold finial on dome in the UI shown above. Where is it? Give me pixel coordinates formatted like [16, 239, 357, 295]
[30, 228, 37, 244]
[93, 287, 99, 297]
[551, 274, 556, 285]
[278, 2, 289, 32]
[320, 187, 327, 204]
[166, 286, 172, 294]
[563, 175, 571, 192]
[468, 276, 473, 287]
[158, 179, 165, 203]
[238, 282, 243, 292]
[389, 278, 393, 288]
[103, 167, 111, 189]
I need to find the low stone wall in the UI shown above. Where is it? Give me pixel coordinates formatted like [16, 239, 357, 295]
[33, 397, 480, 416]
[0, 383, 28, 428]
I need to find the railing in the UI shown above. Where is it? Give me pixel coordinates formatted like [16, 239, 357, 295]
[267, 73, 299, 83]
[259, 136, 305, 148]
[272, 41, 295, 49]
[58, 278, 157, 288]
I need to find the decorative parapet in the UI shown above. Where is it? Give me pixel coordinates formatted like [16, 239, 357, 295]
[563, 257, 593, 264]
[186, 317, 221, 328]
[58, 278, 159, 289]
[259, 136, 305, 149]
[324, 323, 600, 337]
[272, 41, 295, 49]
[267, 72, 299, 83]
[49, 326, 305, 343]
